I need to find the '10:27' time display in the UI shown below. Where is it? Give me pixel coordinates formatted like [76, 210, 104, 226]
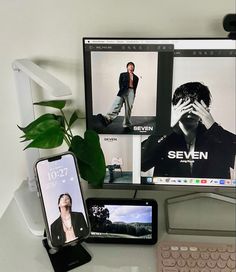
[48, 167, 68, 181]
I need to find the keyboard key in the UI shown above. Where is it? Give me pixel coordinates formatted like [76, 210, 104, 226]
[218, 247, 227, 252]
[231, 253, 236, 261]
[171, 251, 180, 259]
[210, 252, 219, 260]
[180, 246, 188, 251]
[198, 247, 207, 252]
[227, 258, 236, 269]
[189, 268, 199, 272]
[161, 245, 170, 251]
[171, 246, 179, 251]
[181, 252, 190, 259]
[162, 251, 171, 258]
[210, 268, 220, 272]
[221, 268, 233, 272]
[179, 268, 189, 272]
[197, 259, 206, 268]
[189, 247, 198, 252]
[201, 269, 210, 272]
[177, 258, 186, 267]
[217, 259, 227, 268]
[208, 247, 217, 252]
[162, 258, 176, 267]
[200, 252, 210, 260]
[227, 245, 235, 252]
[162, 268, 178, 272]
[206, 259, 216, 268]
[186, 259, 196, 267]
[191, 252, 200, 259]
[220, 252, 230, 260]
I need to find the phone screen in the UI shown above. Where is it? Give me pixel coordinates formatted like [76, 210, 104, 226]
[35, 152, 89, 248]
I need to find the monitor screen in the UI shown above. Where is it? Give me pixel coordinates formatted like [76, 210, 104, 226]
[83, 38, 236, 192]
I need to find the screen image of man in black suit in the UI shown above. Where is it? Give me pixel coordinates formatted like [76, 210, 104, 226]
[50, 193, 88, 247]
[97, 62, 139, 130]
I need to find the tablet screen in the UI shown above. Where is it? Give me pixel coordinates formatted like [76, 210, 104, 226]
[85, 198, 157, 244]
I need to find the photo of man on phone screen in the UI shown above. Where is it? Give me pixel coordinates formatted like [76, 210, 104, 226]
[50, 193, 88, 247]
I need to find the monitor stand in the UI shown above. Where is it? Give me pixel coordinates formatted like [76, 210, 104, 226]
[14, 180, 44, 236]
[165, 192, 236, 236]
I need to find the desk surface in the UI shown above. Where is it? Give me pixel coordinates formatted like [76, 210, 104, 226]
[0, 198, 234, 272]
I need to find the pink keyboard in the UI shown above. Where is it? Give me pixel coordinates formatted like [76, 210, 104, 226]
[157, 240, 236, 272]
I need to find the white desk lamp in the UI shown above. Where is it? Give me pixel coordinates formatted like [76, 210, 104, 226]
[12, 59, 72, 236]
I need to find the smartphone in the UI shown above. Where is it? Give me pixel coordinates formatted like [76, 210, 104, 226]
[34, 151, 90, 248]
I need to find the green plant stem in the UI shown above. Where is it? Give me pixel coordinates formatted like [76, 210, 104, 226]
[64, 130, 73, 140]
[63, 134, 71, 147]
[60, 109, 73, 138]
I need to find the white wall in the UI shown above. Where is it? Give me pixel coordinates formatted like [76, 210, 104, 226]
[0, 0, 234, 217]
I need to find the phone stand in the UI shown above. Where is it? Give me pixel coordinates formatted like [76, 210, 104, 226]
[42, 237, 92, 272]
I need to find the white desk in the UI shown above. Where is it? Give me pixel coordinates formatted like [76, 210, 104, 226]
[0, 194, 234, 272]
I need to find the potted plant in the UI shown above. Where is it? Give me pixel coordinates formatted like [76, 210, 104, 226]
[18, 100, 106, 188]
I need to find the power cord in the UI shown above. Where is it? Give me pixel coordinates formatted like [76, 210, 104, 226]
[133, 189, 138, 199]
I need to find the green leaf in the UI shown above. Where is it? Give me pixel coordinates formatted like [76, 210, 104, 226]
[70, 130, 106, 187]
[68, 111, 79, 128]
[21, 119, 62, 141]
[34, 100, 66, 109]
[18, 113, 57, 134]
[24, 126, 64, 149]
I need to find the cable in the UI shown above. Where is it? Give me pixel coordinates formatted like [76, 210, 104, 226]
[133, 189, 138, 199]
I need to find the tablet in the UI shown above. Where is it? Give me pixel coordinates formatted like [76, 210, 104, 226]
[85, 198, 158, 244]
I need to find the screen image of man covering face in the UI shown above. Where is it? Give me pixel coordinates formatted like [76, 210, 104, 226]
[50, 193, 88, 247]
[141, 82, 236, 179]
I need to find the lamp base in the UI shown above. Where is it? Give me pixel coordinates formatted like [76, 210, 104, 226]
[14, 180, 44, 236]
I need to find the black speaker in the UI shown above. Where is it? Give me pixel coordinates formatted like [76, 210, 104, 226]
[223, 14, 236, 38]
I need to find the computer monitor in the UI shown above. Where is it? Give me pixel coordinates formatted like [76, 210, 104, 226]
[83, 38, 236, 192]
